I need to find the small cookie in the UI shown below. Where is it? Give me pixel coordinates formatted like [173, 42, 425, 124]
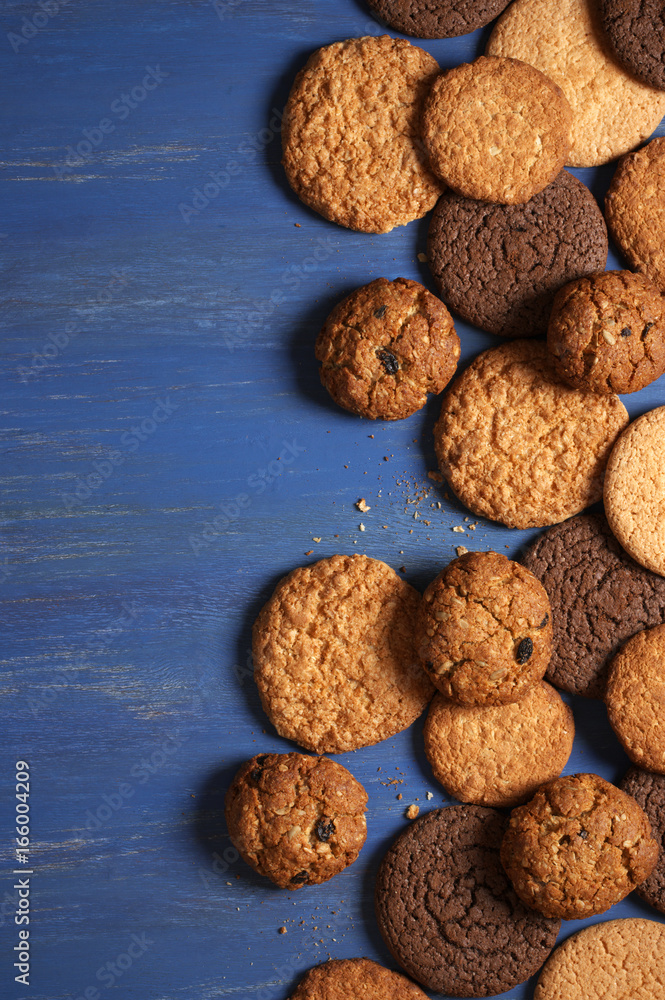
[424, 682, 574, 807]
[375, 806, 560, 996]
[434, 341, 628, 529]
[606, 138, 665, 293]
[620, 767, 665, 914]
[427, 170, 608, 338]
[487, 0, 665, 167]
[418, 551, 552, 704]
[364, 0, 511, 39]
[501, 773, 659, 919]
[422, 56, 571, 204]
[548, 270, 665, 395]
[225, 752, 367, 889]
[315, 278, 460, 421]
[534, 919, 665, 1000]
[253, 554, 433, 754]
[604, 406, 665, 578]
[282, 36, 443, 234]
[288, 958, 428, 1000]
[522, 514, 665, 698]
[606, 624, 665, 773]
[599, 0, 665, 91]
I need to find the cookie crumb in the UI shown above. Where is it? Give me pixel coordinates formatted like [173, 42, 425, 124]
[397, 792, 402, 800]
[405, 804, 419, 819]
[312, 537, 321, 543]
[278, 926, 287, 934]
[452, 525, 465, 533]
[417, 252, 428, 262]
[359, 523, 366, 531]
[456, 545, 469, 556]
[305, 550, 313, 555]
[356, 498, 371, 512]
[428, 470, 443, 482]
[426, 791, 434, 800]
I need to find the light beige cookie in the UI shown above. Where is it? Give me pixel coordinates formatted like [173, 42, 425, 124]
[606, 138, 665, 292]
[534, 919, 665, 1000]
[289, 958, 429, 1000]
[604, 406, 665, 577]
[606, 624, 665, 773]
[424, 682, 574, 807]
[487, 0, 665, 167]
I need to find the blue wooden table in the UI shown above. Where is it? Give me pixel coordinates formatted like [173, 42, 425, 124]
[2, 1, 665, 997]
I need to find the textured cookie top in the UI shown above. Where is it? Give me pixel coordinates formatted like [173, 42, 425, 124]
[225, 752, 367, 889]
[599, 0, 665, 91]
[418, 550, 552, 704]
[487, 0, 665, 167]
[606, 138, 665, 293]
[501, 773, 659, 919]
[424, 682, 574, 808]
[253, 554, 433, 754]
[289, 958, 429, 1000]
[604, 406, 665, 577]
[522, 514, 665, 698]
[534, 918, 665, 1000]
[427, 170, 608, 338]
[548, 269, 665, 395]
[621, 767, 665, 915]
[434, 341, 628, 529]
[422, 56, 572, 204]
[364, 0, 512, 39]
[375, 805, 560, 997]
[315, 277, 460, 421]
[282, 36, 443, 234]
[606, 624, 665, 773]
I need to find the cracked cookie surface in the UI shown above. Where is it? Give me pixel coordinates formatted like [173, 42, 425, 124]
[418, 551, 552, 704]
[620, 767, 665, 914]
[606, 138, 665, 294]
[375, 805, 560, 996]
[599, 0, 665, 91]
[501, 772, 659, 919]
[315, 277, 460, 420]
[364, 0, 511, 39]
[606, 624, 665, 774]
[289, 958, 429, 1000]
[225, 752, 367, 889]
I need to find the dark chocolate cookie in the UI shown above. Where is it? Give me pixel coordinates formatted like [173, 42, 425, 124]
[427, 170, 608, 337]
[599, 0, 665, 91]
[374, 806, 560, 997]
[521, 514, 665, 698]
[365, 0, 511, 39]
[620, 767, 665, 915]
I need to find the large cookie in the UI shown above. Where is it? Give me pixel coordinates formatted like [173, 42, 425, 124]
[364, 0, 511, 39]
[288, 958, 428, 1000]
[599, 0, 665, 91]
[620, 767, 665, 915]
[606, 624, 665, 773]
[427, 170, 608, 338]
[606, 138, 665, 293]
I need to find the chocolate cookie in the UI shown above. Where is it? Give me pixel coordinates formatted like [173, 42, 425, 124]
[522, 514, 665, 698]
[315, 278, 460, 421]
[427, 170, 608, 337]
[225, 752, 367, 889]
[289, 958, 428, 1000]
[375, 806, 561, 996]
[548, 269, 665, 395]
[606, 624, 665, 774]
[599, 0, 665, 91]
[501, 773, 659, 919]
[620, 767, 665, 914]
[364, 0, 511, 39]
[418, 551, 552, 705]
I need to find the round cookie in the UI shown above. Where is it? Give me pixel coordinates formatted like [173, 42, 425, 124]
[620, 767, 665, 914]
[315, 278, 460, 421]
[599, 0, 665, 91]
[422, 56, 572, 204]
[288, 958, 429, 1000]
[375, 806, 560, 996]
[604, 406, 665, 577]
[427, 170, 608, 338]
[252, 554, 433, 754]
[548, 270, 665, 395]
[534, 919, 665, 1000]
[225, 752, 367, 889]
[281, 36, 443, 234]
[501, 772, 659, 919]
[424, 682, 574, 807]
[522, 514, 665, 698]
[364, 0, 512, 39]
[434, 341, 629, 530]
[487, 0, 665, 167]
[606, 138, 665, 293]
[418, 551, 553, 705]
[606, 624, 665, 773]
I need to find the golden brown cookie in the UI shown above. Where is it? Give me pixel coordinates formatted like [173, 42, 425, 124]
[225, 752, 367, 889]
[421, 56, 572, 204]
[606, 624, 665, 774]
[315, 278, 460, 420]
[501, 773, 659, 919]
[534, 918, 665, 1000]
[288, 958, 429, 1000]
[424, 682, 574, 807]
[604, 406, 665, 577]
[548, 270, 665, 394]
[434, 340, 629, 529]
[253, 554, 433, 754]
[606, 138, 665, 293]
[418, 551, 553, 704]
[281, 36, 443, 234]
[487, 0, 665, 167]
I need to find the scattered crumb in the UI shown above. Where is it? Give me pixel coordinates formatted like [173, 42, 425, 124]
[399, 565, 406, 572]
[436, 502, 442, 509]
[312, 537, 321, 543]
[427, 470, 443, 482]
[452, 525, 465, 533]
[356, 498, 371, 512]
[456, 545, 469, 556]
[413, 511, 419, 519]
[278, 927, 287, 934]
[294, 223, 301, 228]
[383, 456, 389, 461]
[426, 791, 434, 800]
[469, 523, 478, 530]
[369, 434, 374, 438]
[304, 550, 313, 555]
[406, 804, 420, 820]
[397, 793, 402, 800]
[417, 252, 427, 262]
[359, 523, 366, 532]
